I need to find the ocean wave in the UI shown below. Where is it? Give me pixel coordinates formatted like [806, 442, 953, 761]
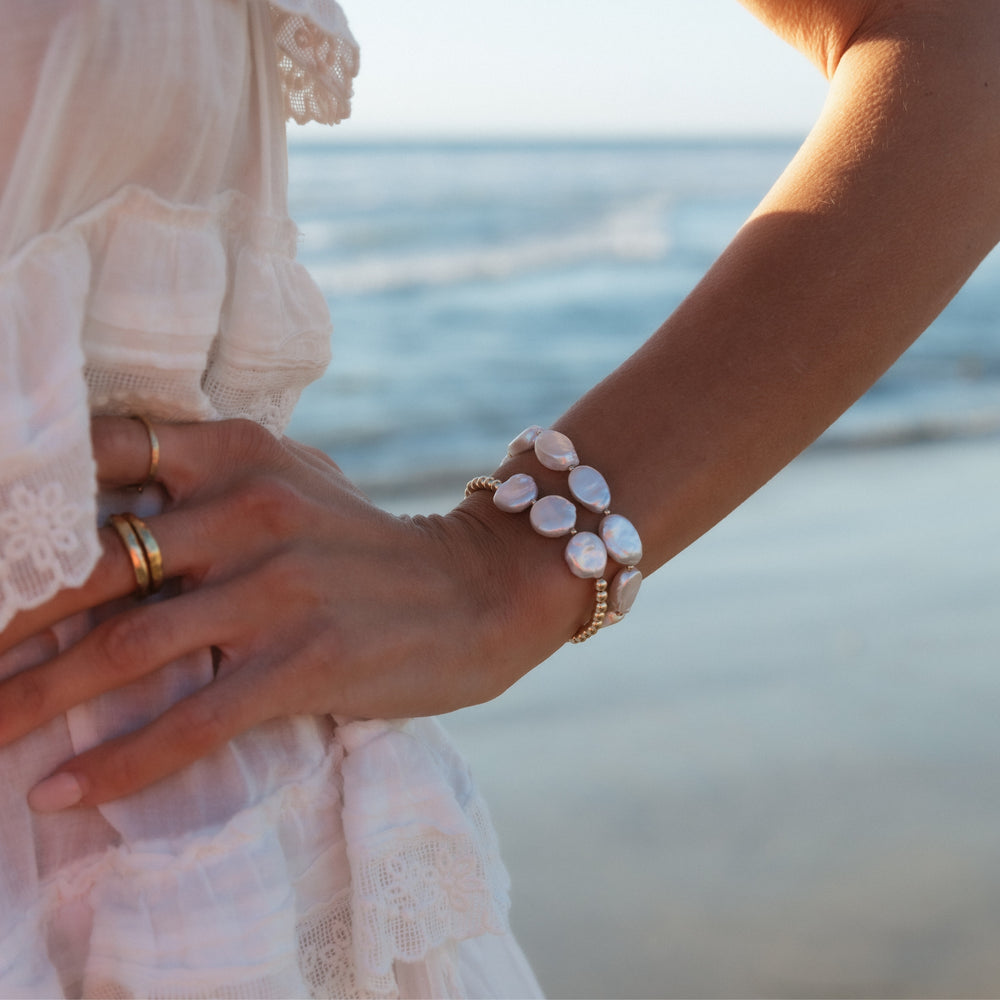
[309, 195, 671, 295]
[285, 140, 1000, 501]
[816, 405, 1000, 450]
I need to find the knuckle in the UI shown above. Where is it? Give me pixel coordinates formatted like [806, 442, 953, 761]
[101, 744, 146, 795]
[229, 476, 306, 539]
[8, 669, 52, 722]
[218, 418, 277, 465]
[93, 612, 160, 678]
[175, 419, 281, 498]
[174, 697, 230, 756]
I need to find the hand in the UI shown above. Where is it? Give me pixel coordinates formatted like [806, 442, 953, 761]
[0, 417, 582, 809]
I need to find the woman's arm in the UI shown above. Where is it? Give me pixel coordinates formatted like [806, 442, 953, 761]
[465, 0, 1000, 656]
[2, 0, 998, 808]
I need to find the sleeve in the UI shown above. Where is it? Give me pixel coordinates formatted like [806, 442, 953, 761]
[268, 0, 360, 125]
[0, 231, 101, 633]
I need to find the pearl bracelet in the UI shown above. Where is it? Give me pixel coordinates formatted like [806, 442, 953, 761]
[466, 426, 643, 644]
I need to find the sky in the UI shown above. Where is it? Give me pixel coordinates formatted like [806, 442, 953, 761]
[331, 0, 832, 138]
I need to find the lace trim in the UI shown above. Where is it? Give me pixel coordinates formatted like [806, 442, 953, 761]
[78, 893, 363, 999]
[337, 719, 513, 997]
[77, 898, 479, 1000]
[269, 0, 360, 125]
[0, 433, 99, 633]
[297, 893, 364, 999]
[5, 719, 510, 999]
[351, 800, 511, 998]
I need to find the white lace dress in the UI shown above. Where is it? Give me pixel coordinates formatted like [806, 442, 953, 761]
[0, 3, 542, 997]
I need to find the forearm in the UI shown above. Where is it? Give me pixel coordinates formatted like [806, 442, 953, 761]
[459, 2, 1000, 666]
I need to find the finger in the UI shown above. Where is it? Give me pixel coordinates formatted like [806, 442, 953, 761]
[27, 668, 270, 810]
[92, 416, 292, 503]
[0, 581, 246, 747]
[0, 475, 296, 658]
[0, 503, 213, 657]
[90, 415, 163, 492]
[0, 529, 139, 654]
[281, 436, 340, 471]
[281, 438, 371, 502]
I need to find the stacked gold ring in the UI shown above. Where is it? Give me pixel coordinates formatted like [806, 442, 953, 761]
[109, 513, 164, 598]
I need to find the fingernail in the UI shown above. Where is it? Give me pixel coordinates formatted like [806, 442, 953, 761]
[28, 772, 85, 812]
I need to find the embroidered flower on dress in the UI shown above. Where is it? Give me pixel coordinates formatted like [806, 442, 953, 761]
[260, 393, 292, 434]
[359, 841, 486, 934]
[432, 849, 482, 914]
[379, 852, 420, 923]
[293, 21, 330, 64]
[0, 482, 82, 570]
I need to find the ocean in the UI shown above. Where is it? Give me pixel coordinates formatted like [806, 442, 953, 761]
[285, 138, 1000, 497]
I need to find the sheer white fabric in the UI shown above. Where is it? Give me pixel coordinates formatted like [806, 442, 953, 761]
[0, 3, 541, 997]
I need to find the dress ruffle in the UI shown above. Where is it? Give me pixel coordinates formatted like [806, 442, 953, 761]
[269, 0, 360, 125]
[4, 727, 350, 999]
[0, 184, 332, 633]
[337, 718, 512, 997]
[0, 716, 512, 999]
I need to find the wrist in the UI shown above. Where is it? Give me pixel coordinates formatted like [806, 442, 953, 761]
[450, 485, 595, 672]
[456, 424, 644, 662]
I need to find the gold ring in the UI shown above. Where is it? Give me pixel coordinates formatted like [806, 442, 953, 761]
[109, 514, 151, 598]
[123, 513, 164, 594]
[134, 415, 160, 492]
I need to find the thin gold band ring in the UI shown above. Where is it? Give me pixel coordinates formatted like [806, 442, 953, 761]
[134, 415, 160, 492]
[109, 514, 152, 598]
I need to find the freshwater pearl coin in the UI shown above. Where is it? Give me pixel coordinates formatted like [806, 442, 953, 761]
[533, 429, 579, 471]
[506, 425, 543, 457]
[607, 567, 642, 617]
[493, 473, 538, 513]
[564, 532, 608, 579]
[600, 513, 643, 565]
[529, 494, 577, 537]
[568, 465, 611, 513]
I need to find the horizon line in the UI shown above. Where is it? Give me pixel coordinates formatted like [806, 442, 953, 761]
[288, 127, 810, 145]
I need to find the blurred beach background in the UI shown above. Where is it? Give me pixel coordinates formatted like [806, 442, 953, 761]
[287, 2, 1000, 996]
